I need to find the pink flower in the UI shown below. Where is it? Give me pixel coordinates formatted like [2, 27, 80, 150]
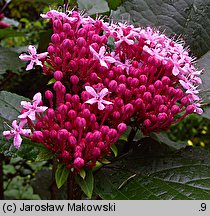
[19, 45, 48, 70]
[114, 28, 136, 47]
[85, 86, 113, 110]
[3, 120, 31, 149]
[89, 45, 116, 69]
[18, 92, 48, 120]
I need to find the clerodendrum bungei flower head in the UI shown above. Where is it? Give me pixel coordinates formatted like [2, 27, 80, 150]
[3, 7, 204, 171]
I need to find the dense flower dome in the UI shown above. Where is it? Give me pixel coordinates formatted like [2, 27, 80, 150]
[3, 8, 203, 171]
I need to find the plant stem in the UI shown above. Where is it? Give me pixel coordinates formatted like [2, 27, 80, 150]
[50, 158, 59, 199]
[67, 173, 74, 199]
[0, 153, 5, 200]
[123, 127, 137, 152]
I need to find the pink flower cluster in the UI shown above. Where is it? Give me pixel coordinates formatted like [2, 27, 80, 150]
[3, 8, 203, 171]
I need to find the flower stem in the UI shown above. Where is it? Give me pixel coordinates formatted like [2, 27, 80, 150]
[0, 154, 5, 200]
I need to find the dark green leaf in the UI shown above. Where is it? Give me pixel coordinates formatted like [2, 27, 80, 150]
[0, 47, 25, 75]
[151, 132, 186, 150]
[55, 164, 70, 189]
[75, 169, 94, 199]
[0, 29, 24, 40]
[111, 0, 210, 57]
[35, 147, 53, 162]
[0, 91, 28, 123]
[111, 144, 118, 157]
[95, 139, 210, 199]
[38, 29, 53, 53]
[106, 0, 124, 10]
[78, 0, 109, 15]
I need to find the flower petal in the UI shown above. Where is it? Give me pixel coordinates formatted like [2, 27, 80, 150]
[19, 54, 32, 61]
[98, 88, 109, 98]
[18, 111, 30, 119]
[33, 92, 42, 105]
[85, 98, 98, 105]
[37, 52, 48, 59]
[19, 119, 27, 128]
[28, 111, 36, 121]
[99, 59, 108, 68]
[28, 45, 37, 55]
[13, 133, 22, 149]
[104, 56, 116, 64]
[85, 86, 98, 97]
[26, 60, 35, 71]
[99, 46, 106, 56]
[21, 129, 31, 136]
[98, 101, 105, 110]
[12, 120, 18, 130]
[36, 106, 48, 113]
[101, 99, 113, 105]
[3, 131, 14, 140]
[20, 101, 32, 109]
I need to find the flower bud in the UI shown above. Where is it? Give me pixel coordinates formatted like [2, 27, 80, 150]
[74, 157, 84, 169]
[70, 75, 79, 85]
[92, 147, 101, 157]
[186, 105, 195, 114]
[139, 75, 147, 85]
[54, 70, 63, 81]
[117, 123, 127, 133]
[51, 33, 60, 44]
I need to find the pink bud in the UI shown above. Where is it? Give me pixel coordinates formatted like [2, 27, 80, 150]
[68, 135, 77, 146]
[76, 37, 86, 47]
[64, 121, 72, 131]
[148, 85, 155, 94]
[82, 109, 91, 118]
[61, 39, 71, 49]
[117, 123, 127, 133]
[139, 85, 146, 94]
[186, 105, 195, 114]
[161, 76, 170, 85]
[53, 19, 62, 30]
[97, 141, 105, 149]
[143, 92, 152, 102]
[47, 45, 55, 55]
[50, 130, 57, 139]
[143, 119, 151, 127]
[113, 111, 120, 119]
[47, 108, 55, 118]
[92, 147, 101, 157]
[90, 114, 96, 123]
[70, 75, 79, 85]
[131, 78, 139, 87]
[54, 57, 62, 65]
[171, 105, 180, 114]
[100, 126, 109, 135]
[159, 105, 168, 113]
[32, 131, 44, 142]
[77, 28, 87, 37]
[93, 131, 102, 142]
[51, 33, 60, 44]
[68, 110, 77, 120]
[54, 70, 63, 81]
[154, 95, 163, 104]
[117, 84, 126, 94]
[108, 129, 117, 139]
[109, 80, 118, 92]
[157, 113, 167, 123]
[124, 104, 134, 113]
[45, 90, 53, 100]
[57, 129, 69, 141]
[154, 80, 163, 90]
[75, 117, 86, 128]
[58, 104, 68, 115]
[61, 151, 70, 159]
[74, 157, 84, 169]
[53, 81, 64, 92]
[63, 23, 71, 32]
[65, 93, 72, 102]
[181, 96, 189, 105]
[118, 75, 126, 83]
[139, 75, 147, 85]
